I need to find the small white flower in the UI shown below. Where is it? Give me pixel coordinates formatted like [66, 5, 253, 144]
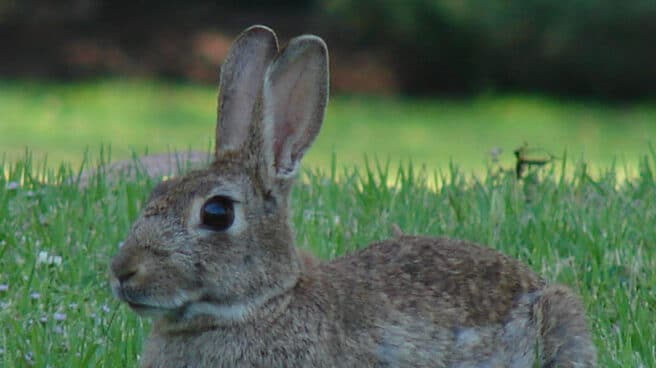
[101, 304, 111, 313]
[26, 190, 35, 197]
[39, 316, 48, 323]
[0, 284, 8, 292]
[38, 214, 49, 226]
[303, 210, 315, 220]
[37, 251, 62, 266]
[53, 256, 63, 266]
[53, 312, 67, 321]
[5, 181, 19, 190]
[37, 251, 48, 263]
[30, 292, 41, 300]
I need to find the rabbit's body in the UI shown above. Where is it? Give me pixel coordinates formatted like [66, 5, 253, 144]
[110, 25, 596, 367]
[134, 233, 590, 368]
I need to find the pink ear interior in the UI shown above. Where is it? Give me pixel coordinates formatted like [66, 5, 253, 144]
[263, 36, 328, 177]
[272, 121, 294, 170]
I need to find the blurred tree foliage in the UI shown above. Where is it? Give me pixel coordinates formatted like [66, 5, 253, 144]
[318, 0, 656, 98]
[1, 0, 654, 98]
[0, 0, 311, 23]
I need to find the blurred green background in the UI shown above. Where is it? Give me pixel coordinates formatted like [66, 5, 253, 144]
[1, 80, 655, 176]
[1, 0, 655, 173]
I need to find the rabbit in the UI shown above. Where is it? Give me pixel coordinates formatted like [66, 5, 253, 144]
[109, 25, 596, 368]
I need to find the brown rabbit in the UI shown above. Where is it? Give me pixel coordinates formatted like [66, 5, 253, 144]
[109, 25, 596, 367]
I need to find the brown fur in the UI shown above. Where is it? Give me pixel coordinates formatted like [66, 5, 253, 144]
[109, 25, 596, 367]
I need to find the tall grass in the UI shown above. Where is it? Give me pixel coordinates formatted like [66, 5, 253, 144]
[1, 152, 655, 367]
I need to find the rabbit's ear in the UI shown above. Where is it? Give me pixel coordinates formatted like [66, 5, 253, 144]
[261, 35, 329, 180]
[216, 25, 279, 156]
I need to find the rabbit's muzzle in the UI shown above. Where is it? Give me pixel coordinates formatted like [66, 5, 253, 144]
[110, 241, 190, 317]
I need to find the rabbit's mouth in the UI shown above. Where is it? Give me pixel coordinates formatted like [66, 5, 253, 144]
[112, 284, 184, 317]
[125, 299, 177, 317]
[127, 301, 158, 311]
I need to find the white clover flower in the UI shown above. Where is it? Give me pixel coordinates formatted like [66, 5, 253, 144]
[0, 284, 8, 292]
[53, 312, 66, 321]
[30, 292, 40, 300]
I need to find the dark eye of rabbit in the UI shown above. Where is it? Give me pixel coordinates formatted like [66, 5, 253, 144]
[200, 196, 234, 231]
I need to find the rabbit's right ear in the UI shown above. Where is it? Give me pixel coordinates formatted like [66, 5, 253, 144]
[260, 35, 329, 182]
[215, 25, 279, 156]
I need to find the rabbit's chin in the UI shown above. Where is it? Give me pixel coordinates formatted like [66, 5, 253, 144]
[111, 283, 198, 318]
[120, 293, 255, 321]
[178, 300, 254, 322]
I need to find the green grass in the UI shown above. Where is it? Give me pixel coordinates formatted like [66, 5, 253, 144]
[1, 79, 655, 176]
[1, 153, 655, 367]
[1, 78, 655, 366]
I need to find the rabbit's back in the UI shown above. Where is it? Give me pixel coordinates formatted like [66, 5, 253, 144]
[326, 236, 544, 326]
[318, 236, 546, 366]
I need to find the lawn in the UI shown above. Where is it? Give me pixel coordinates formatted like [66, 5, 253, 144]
[1, 79, 655, 367]
[1, 79, 655, 176]
[1, 155, 655, 366]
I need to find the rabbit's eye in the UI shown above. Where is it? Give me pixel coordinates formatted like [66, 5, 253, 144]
[201, 196, 235, 231]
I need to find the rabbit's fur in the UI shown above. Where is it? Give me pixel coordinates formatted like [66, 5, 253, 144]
[110, 25, 596, 367]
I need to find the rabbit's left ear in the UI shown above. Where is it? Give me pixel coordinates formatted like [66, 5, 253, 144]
[261, 35, 329, 180]
[216, 25, 279, 156]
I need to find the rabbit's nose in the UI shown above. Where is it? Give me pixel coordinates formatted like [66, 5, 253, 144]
[116, 268, 138, 284]
[111, 253, 140, 284]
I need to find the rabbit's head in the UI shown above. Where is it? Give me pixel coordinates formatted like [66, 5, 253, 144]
[109, 26, 328, 323]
